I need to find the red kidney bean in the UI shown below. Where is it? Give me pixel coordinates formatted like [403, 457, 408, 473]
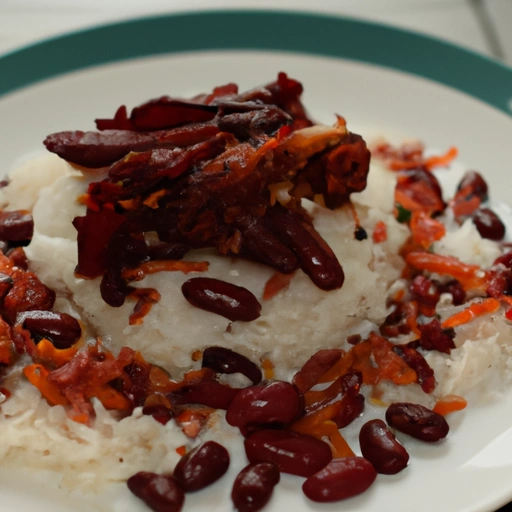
[437, 279, 466, 305]
[238, 216, 299, 274]
[0, 211, 34, 241]
[231, 462, 280, 512]
[171, 380, 239, 410]
[147, 242, 189, 261]
[141, 404, 173, 425]
[334, 393, 365, 428]
[472, 208, 506, 241]
[262, 204, 344, 291]
[386, 402, 449, 442]
[182, 277, 261, 322]
[456, 171, 488, 201]
[0, 273, 13, 301]
[292, 349, 344, 393]
[359, 419, 409, 474]
[244, 429, 332, 477]
[127, 472, 184, 512]
[18, 310, 82, 349]
[226, 381, 303, 431]
[7, 247, 29, 270]
[2, 273, 56, 325]
[302, 457, 377, 503]
[173, 441, 230, 492]
[417, 318, 455, 354]
[202, 346, 262, 384]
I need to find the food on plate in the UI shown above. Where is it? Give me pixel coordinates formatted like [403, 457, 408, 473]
[0, 73, 510, 511]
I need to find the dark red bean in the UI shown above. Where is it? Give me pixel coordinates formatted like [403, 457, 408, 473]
[244, 429, 332, 477]
[0, 211, 34, 241]
[333, 394, 365, 428]
[181, 277, 261, 322]
[170, 380, 239, 410]
[456, 171, 488, 201]
[292, 349, 344, 393]
[392, 345, 436, 394]
[0, 273, 13, 301]
[173, 441, 230, 492]
[386, 402, 449, 442]
[409, 275, 440, 310]
[202, 346, 262, 384]
[231, 462, 280, 512]
[417, 318, 455, 354]
[18, 310, 82, 349]
[262, 205, 344, 291]
[6, 247, 29, 270]
[141, 404, 173, 425]
[359, 419, 409, 474]
[494, 251, 512, 269]
[147, 242, 189, 261]
[226, 381, 303, 431]
[437, 279, 466, 305]
[472, 208, 506, 241]
[302, 457, 377, 503]
[127, 472, 184, 512]
[2, 273, 56, 325]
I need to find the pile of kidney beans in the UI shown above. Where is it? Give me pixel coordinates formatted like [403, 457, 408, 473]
[127, 346, 450, 512]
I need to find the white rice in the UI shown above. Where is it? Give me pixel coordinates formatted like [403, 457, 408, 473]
[0, 150, 510, 490]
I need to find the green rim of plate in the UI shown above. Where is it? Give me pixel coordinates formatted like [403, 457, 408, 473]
[1, 9, 512, 115]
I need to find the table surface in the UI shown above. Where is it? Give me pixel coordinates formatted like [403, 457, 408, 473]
[1, 2, 511, 512]
[1, 0, 512, 64]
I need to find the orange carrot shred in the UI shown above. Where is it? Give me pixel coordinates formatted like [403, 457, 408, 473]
[327, 426, 356, 458]
[128, 287, 161, 325]
[424, 146, 458, 170]
[23, 364, 69, 406]
[406, 252, 487, 291]
[33, 338, 79, 368]
[441, 298, 500, 329]
[122, 260, 209, 282]
[372, 221, 387, 243]
[433, 395, 467, 415]
[176, 445, 187, 457]
[410, 211, 446, 249]
[263, 271, 296, 300]
[261, 358, 275, 380]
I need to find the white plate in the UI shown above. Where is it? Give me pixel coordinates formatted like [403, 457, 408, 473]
[1, 10, 512, 512]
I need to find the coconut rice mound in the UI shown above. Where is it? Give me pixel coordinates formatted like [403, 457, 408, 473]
[20, 154, 409, 376]
[0, 147, 511, 491]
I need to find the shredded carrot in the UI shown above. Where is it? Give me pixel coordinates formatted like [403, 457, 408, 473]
[263, 271, 296, 300]
[191, 350, 202, 362]
[433, 395, 467, 415]
[292, 402, 342, 434]
[348, 201, 361, 228]
[176, 445, 187, 457]
[327, 426, 356, 458]
[117, 198, 140, 210]
[317, 334, 417, 387]
[23, 364, 69, 406]
[261, 358, 275, 380]
[424, 146, 458, 170]
[304, 378, 342, 407]
[406, 252, 487, 291]
[143, 190, 166, 209]
[122, 260, 209, 282]
[372, 221, 387, 243]
[410, 211, 446, 249]
[91, 385, 132, 411]
[451, 195, 481, 219]
[128, 287, 161, 325]
[33, 338, 79, 368]
[176, 408, 214, 438]
[441, 298, 500, 329]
